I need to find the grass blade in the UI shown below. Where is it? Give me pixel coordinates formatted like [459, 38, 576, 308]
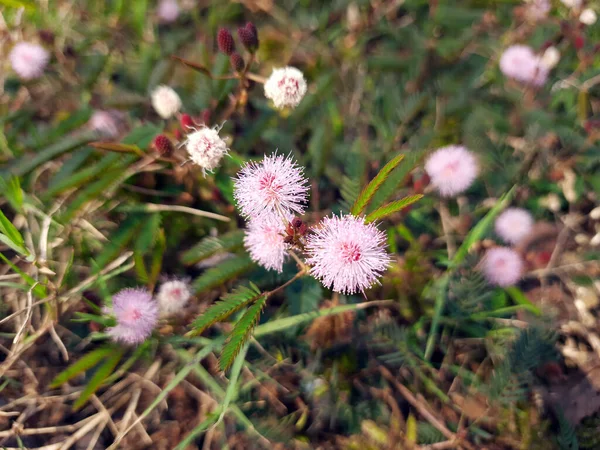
[73, 347, 124, 410]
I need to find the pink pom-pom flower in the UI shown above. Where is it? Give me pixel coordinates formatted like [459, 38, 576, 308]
[494, 208, 534, 245]
[9, 42, 50, 80]
[157, 0, 180, 23]
[233, 153, 309, 219]
[184, 126, 229, 175]
[105, 288, 159, 344]
[525, 0, 551, 21]
[264, 67, 307, 109]
[244, 212, 290, 273]
[156, 279, 191, 316]
[499, 45, 548, 86]
[88, 110, 123, 139]
[481, 247, 524, 287]
[305, 214, 391, 295]
[424, 145, 479, 197]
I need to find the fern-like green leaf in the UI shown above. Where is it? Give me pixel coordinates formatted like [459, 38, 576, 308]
[189, 284, 262, 336]
[364, 194, 423, 223]
[181, 230, 245, 266]
[350, 153, 405, 216]
[192, 254, 255, 294]
[219, 294, 267, 371]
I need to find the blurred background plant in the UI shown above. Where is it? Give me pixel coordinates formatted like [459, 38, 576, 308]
[1, 0, 600, 449]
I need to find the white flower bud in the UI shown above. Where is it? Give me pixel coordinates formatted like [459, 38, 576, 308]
[151, 85, 182, 119]
[541, 46, 560, 69]
[580, 9, 597, 25]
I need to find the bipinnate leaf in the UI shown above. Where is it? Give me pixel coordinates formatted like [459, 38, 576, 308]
[351, 153, 405, 216]
[364, 194, 423, 223]
[189, 283, 262, 336]
[192, 254, 255, 294]
[181, 230, 245, 265]
[219, 294, 267, 371]
[50, 346, 115, 388]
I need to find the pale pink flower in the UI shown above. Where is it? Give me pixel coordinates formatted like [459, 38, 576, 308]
[88, 110, 124, 139]
[560, 0, 582, 9]
[151, 85, 181, 119]
[105, 288, 159, 344]
[9, 42, 50, 80]
[424, 145, 478, 197]
[233, 153, 309, 219]
[482, 247, 524, 287]
[184, 126, 228, 175]
[580, 8, 597, 25]
[157, 0, 180, 23]
[525, 0, 551, 21]
[305, 215, 391, 294]
[156, 280, 191, 316]
[244, 212, 290, 272]
[264, 67, 307, 109]
[499, 45, 548, 86]
[495, 208, 534, 245]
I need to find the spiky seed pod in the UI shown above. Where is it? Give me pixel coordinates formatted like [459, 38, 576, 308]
[180, 113, 194, 129]
[238, 22, 259, 52]
[230, 52, 245, 72]
[153, 134, 174, 156]
[217, 28, 235, 55]
[201, 109, 211, 125]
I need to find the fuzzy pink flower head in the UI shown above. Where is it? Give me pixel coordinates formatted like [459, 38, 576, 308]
[499, 45, 548, 86]
[157, 0, 180, 23]
[305, 214, 391, 295]
[185, 126, 229, 175]
[264, 67, 307, 109]
[482, 247, 524, 287]
[525, 0, 551, 21]
[234, 153, 309, 219]
[88, 110, 123, 139]
[157, 280, 191, 316]
[244, 212, 291, 272]
[106, 288, 159, 344]
[494, 208, 534, 245]
[424, 145, 478, 197]
[9, 42, 50, 80]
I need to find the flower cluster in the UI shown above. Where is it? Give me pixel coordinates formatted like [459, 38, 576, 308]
[105, 280, 192, 344]
[234, 153, 308, 273]
[499, 45, 549, 86]
[478, 206, 539, 287]
[233, 153, 391, 294]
